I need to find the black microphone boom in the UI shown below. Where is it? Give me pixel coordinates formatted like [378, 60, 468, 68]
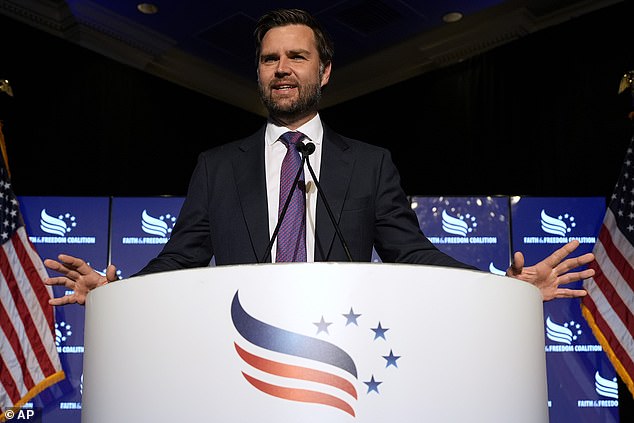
[301, 142, 353, 262]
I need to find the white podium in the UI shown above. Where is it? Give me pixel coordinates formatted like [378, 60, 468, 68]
[82, 263, 549, 422]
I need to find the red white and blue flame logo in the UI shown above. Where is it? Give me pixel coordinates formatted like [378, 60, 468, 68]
[231, 290, 401, 417]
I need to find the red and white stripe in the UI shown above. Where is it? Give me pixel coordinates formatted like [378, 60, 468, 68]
[582, 207, 634, 395]
[0, 226, 64, 411]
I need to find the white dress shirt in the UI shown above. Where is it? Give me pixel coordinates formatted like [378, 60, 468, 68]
[264, 114, 323, 262]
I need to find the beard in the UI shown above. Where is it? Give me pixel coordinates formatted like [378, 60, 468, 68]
[258, 81, 322, 121]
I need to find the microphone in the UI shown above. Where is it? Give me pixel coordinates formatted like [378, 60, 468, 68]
[297, 141, 315, 156]
[260, 149, 308, 263]
[300, 142, 353, 262]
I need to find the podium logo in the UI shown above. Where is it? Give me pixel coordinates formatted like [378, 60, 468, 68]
[540, 209, 575, 236]
[141, 209, 176, 237]
[231, 291, 400, 417]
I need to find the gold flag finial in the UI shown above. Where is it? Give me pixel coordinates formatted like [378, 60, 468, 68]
[0, 79, 13, 97]
[619, 70, 634, 120]
[618, 71, 634, 95]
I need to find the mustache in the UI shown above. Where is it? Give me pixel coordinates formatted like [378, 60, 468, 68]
[269, 78, 299, 88]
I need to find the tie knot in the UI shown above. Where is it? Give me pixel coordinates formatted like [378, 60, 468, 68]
[280, 131, 305, 148]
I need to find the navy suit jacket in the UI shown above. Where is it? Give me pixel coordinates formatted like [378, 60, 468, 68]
[136, 123, 473, 275]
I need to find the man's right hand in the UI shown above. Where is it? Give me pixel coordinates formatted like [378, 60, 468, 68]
[44, 254, 118, 306]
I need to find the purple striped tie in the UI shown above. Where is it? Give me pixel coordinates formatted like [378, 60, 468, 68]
[276, 131, 307, 262]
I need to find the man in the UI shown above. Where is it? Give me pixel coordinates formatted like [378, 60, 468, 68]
[44, 9, 595, 305]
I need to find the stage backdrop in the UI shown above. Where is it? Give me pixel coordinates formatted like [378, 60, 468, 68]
[16, 195, 617, 423]
[510, 196, 618, 423]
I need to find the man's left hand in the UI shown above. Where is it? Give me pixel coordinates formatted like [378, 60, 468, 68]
[506, 240, 595, 301]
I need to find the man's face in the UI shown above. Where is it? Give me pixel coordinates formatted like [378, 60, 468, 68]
[257, 24, 331, 122]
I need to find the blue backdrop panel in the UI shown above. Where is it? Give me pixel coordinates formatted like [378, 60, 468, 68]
[410, 196, 511, 273]
[110, 196, 185, 278]
[510, 196, 618, 423]
[18, 196, 110, 423]
[12, 195, 620, 422]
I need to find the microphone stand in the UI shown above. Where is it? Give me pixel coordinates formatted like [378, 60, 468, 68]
[301, 143, 353, 262]
[260, 154, 309, 263]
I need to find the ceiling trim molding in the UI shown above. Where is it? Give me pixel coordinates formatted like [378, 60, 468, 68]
[1, 0, 625, 114]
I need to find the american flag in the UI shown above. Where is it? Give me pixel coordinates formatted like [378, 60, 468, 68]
[582, 134, 634, 398]
[0, 125, 64, 412]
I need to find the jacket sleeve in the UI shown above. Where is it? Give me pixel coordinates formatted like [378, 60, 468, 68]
[133, 153, 214, 276]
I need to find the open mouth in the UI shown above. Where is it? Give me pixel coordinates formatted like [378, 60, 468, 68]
[272, 81, 297, 92]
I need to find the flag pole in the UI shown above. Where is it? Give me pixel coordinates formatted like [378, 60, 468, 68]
[0, 79, 13, 175]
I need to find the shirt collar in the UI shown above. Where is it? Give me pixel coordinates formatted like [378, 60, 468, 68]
[266, 114, 323, 146]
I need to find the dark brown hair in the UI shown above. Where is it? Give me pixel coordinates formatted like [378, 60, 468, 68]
[254, 9, 334, 69]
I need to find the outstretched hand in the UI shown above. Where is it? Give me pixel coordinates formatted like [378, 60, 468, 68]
[43, 254, 118, 306]
[506, 240, 595, 301]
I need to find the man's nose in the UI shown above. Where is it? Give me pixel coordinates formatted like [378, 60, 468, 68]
[275, 57, 291, 75]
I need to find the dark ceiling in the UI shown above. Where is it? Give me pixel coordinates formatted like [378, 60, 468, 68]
[0, 0, 624, 115]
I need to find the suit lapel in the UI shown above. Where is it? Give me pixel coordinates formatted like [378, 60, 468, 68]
[231, 124, 354, 262]
[315, 126, 353, 260]
[232, 126, 271, 262]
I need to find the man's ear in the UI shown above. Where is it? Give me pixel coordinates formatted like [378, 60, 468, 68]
[320, 62, 332, 87]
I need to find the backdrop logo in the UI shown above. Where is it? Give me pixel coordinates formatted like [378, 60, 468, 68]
[121, 209, 178, 245]
[40, 209, 76, 236]
[593, 371, 618, 399]
[55, 321, 84, 354]
[576, 371, 619, 408]
[522, 209, 596, 245]
[544, 316, 602, 353]
[230, 291, 401, 417]
[540, 209, 575, 236]
[545, 316, 581, 344]
[30, 209, 96, 244]
[55, 321, 72, 346]
[441, 209, 475, 236]
[488, 262, 506, 275]
[141, 209, 176, 237]
[428, 209, 497, 245]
